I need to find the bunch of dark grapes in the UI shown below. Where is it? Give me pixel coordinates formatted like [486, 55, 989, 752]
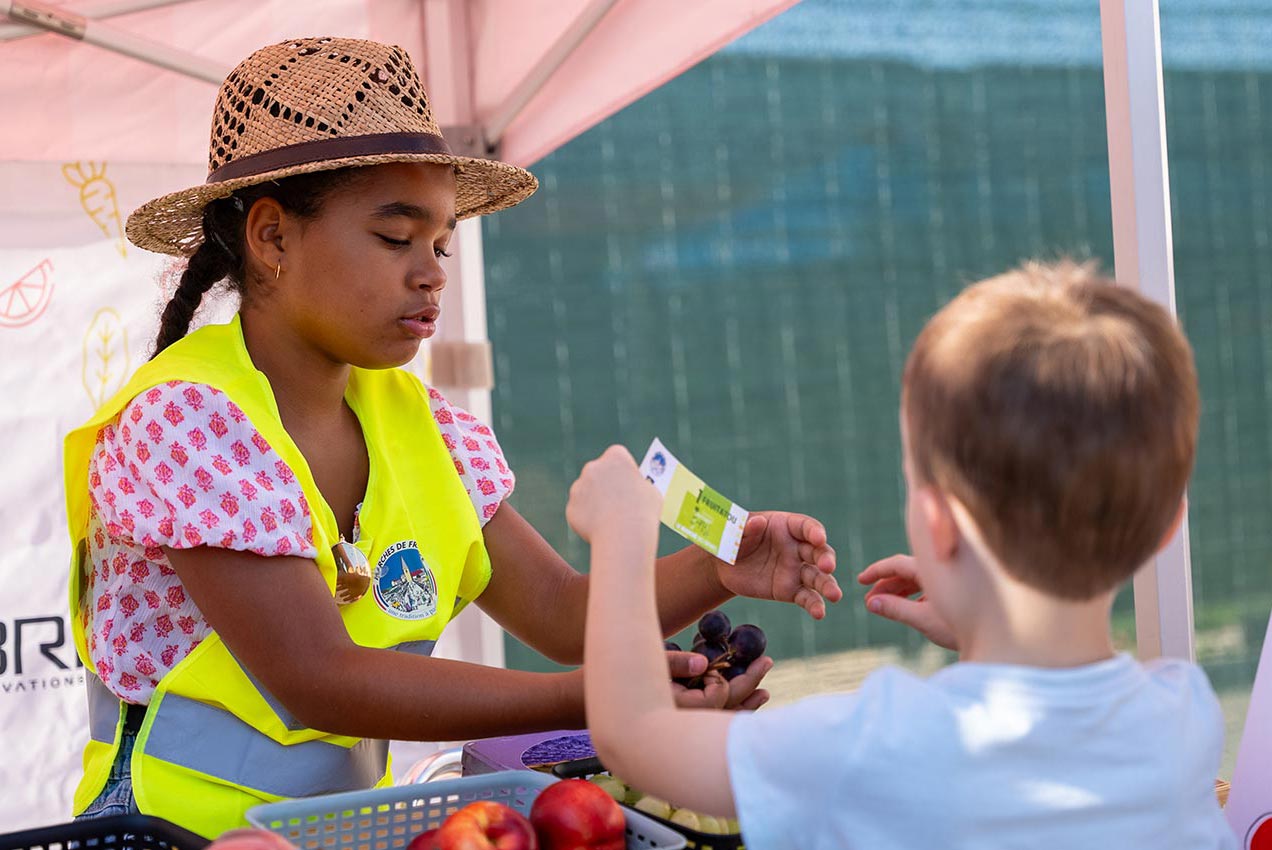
[667, 609, 767, 689]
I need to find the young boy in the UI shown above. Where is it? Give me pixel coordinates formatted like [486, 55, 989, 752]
[568, 260, 1237, 849]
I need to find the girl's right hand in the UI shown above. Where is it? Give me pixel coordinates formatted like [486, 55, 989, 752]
[665, 649, 771, 712]
[566, 445, 662, 544]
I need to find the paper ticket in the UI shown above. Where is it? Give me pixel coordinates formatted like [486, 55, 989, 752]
[638, 438, 748, 564]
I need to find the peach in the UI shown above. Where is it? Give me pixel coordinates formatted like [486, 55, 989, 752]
[435, 800, 537, 850]
[529, 779, 625, 850]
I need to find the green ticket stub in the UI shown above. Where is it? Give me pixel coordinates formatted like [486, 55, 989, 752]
[639, 438, 748, 563]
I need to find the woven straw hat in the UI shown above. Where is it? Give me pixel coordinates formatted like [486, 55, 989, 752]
[126, 36, 538, 256]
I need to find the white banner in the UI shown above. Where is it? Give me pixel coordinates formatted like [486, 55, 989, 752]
[0, 160, 203, 829]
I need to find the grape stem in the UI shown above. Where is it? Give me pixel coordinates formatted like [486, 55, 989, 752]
[681, 648, 742, 690]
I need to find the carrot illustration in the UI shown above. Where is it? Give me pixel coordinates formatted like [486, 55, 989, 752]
[82, 307, 130, 407]
[63, 162, 127, 258]
[0, 258, 54, 328]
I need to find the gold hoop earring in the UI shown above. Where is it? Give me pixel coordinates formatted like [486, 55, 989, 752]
[275, 263, 281, 280]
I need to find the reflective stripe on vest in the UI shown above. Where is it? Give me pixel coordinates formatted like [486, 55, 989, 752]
[147, 694, 388, 798]
[89, 641, 435, 780]
[87, 672, 120, 744]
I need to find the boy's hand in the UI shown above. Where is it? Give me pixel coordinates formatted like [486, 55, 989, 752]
[715, 512, 841, 619]
[857, 554, 958, 651]
[567, 446, 662, 544]
[666, 650, 772, 711]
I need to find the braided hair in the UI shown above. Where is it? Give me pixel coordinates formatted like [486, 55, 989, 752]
[151, 168, 357, 357]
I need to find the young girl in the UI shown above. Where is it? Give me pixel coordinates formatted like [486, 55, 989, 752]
[63, 37, 841, 838]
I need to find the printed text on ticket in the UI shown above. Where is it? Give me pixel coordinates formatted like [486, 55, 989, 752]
[638, 438, 748, 564]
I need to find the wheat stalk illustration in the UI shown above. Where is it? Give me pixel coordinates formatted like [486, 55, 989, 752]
[82, 308, 130, 408]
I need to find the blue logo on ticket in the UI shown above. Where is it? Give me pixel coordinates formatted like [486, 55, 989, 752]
[638, 438, 748, 564]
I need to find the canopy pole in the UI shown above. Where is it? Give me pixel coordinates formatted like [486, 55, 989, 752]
[0, 0, 201, 43]
[1, 0, 227, 83]
[483, 0, 620, 150]
[421, 0, 506, 673]
[1099, 0, 1195, 661]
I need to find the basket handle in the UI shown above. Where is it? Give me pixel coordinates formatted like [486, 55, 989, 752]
[400, 747, 464, 784]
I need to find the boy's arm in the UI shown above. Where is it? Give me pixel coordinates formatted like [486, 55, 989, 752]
[570, 447, 739, 818]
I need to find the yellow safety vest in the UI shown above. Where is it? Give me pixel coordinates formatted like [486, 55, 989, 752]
[63, 315, 492, 838]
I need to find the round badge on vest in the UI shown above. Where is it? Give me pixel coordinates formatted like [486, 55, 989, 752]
[372, 540, 439, 620]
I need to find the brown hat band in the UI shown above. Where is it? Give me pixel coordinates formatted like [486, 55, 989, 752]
[207, 131, 455, 183]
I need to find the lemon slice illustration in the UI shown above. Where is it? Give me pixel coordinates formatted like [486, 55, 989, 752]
[0, 258, 54, 328]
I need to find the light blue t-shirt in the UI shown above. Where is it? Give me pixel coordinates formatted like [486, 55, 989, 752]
[728, 654, 1236, 850]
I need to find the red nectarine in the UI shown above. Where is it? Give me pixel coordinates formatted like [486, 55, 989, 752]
[435, 800, 538, 850]
[406, 827, 442, 850]
[530, 779, 625, 850]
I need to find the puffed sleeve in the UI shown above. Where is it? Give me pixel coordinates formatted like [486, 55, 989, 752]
[89, 381, 318, 558]
[426, 386, 516, 525]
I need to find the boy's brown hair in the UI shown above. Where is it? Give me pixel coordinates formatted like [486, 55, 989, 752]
[902, 259, 1199, 599]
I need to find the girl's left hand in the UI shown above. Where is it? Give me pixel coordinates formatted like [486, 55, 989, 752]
[715, 512, 841, 619]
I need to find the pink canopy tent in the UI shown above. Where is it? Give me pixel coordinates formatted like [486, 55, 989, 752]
[0, 0, 802, 465]
[0, 0, 802, 443]
[0, 0, 799, 829]
[0, 0, 1193, 833]
[0, 0, 800, 166]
